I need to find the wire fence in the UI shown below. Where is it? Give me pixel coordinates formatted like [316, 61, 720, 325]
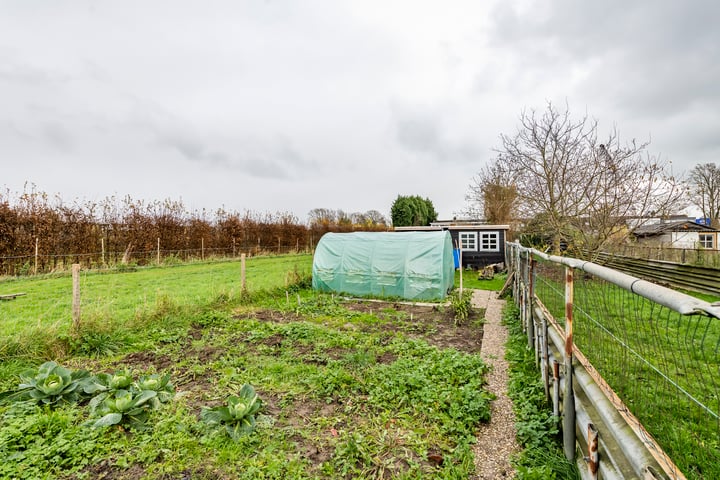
[601, 244, 720, 268]
[0, 244, 312, 277]
[507, 242, 720, 480]
[592, 252, 720, 296]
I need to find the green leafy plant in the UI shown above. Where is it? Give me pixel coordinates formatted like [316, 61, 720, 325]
[200, 384, 263, 440]
[90, 389, 158, 430]
[68, 330, 125, 358]
[135, 373, 174, 407]
[449, 289, 473, 325]
[99, 369, 135, 390]
[88, 371, 174, 427]
[0, 361, 94, 406]
[85, 369, 134, 410]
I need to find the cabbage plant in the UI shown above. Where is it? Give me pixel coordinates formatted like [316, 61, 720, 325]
[87, 369, 138, 411]
[99, 370, 134, 390]
[135, 373, 174, 408]
[87, 370, 174, 428]
[91, 389, 158, 430]
[88, 370, 174, 411]
[0, 361, 94, 406]
[200, 384, 263, 440]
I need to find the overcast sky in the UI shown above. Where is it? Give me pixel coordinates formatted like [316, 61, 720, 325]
[2, 0, 718, 222]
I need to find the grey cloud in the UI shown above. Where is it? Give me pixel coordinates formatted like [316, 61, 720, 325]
[392, 105, 482, 164]
[0, 60, 68, 86]
[118, 94, 317, 180]
[42, 122, 74, 153]
[396, 117, 441, 153]
[486, 0, 720, 117]
[155, 127, 315, 180]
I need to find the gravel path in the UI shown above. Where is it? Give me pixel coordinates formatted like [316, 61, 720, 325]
[471, 289, 519, 479]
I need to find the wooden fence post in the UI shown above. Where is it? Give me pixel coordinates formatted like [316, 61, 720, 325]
[241, 253, 246, 292]
[72, 264, 81, 331]
[563, 266, 576, 461]
[34, 237, 39, 275]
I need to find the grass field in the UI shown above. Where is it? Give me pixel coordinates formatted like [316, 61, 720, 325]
[0, 254, 313, 335]
[0, 255, 515, 479]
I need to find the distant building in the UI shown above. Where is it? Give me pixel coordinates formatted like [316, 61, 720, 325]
[395, 220, 510, 268]
[631, 220, 719, 250]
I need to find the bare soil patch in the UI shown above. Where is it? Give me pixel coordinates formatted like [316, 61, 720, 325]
[247, 300, 485, 355]
[341, 300, 485, 354]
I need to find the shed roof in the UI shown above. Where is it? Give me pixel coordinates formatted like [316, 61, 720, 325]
[394, 222, 509, 232]
[632, 220, 718, 237]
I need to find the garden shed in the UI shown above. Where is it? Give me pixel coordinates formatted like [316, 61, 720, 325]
[395, 221, 510, 269]
[312, 231, 454, 300]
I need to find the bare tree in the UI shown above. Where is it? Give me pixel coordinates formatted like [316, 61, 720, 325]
[364, 210, 388, 226]
[465, 162, 517, 224]
[475, 101, 686, 256]
[689, 163, 720, 228]
[307, 208, 337, 227]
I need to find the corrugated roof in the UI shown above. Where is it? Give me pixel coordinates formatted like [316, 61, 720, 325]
[632, 220, 718, 236]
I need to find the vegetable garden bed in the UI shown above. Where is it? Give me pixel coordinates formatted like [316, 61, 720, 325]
[1, 287, 492, 479]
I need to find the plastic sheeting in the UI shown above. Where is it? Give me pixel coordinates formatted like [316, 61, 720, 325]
[312, 231, 455, 300]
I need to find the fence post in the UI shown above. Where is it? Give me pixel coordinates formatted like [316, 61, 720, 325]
[542, 317, 551, 398]
[457, 240, 463, 295]
[514, 245, 521, 305]
[587, 423, 599, 479]
[34, 237, 39, 275]
[563, 266, 576, 460]
[157, 238, 161, 265]
[240, 253, 247, 292]
[552, 360, 560, 417]
[72, 264, 81, 331]
[526, 253, 534, 349]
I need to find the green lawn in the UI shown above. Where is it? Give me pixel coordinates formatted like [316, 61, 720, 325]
[455, 269, 506, 292]
[0, 254, 313, 336]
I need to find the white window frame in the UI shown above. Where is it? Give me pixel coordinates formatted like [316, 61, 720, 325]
[459, 231, 477, 251]
[699, 233, 714, 249]
[479, 232, 500, 252]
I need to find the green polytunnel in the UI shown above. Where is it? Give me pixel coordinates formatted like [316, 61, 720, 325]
[311, 231, 455, 300]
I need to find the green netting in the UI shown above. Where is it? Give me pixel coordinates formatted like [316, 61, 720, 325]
[312, 231, 455, 300]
